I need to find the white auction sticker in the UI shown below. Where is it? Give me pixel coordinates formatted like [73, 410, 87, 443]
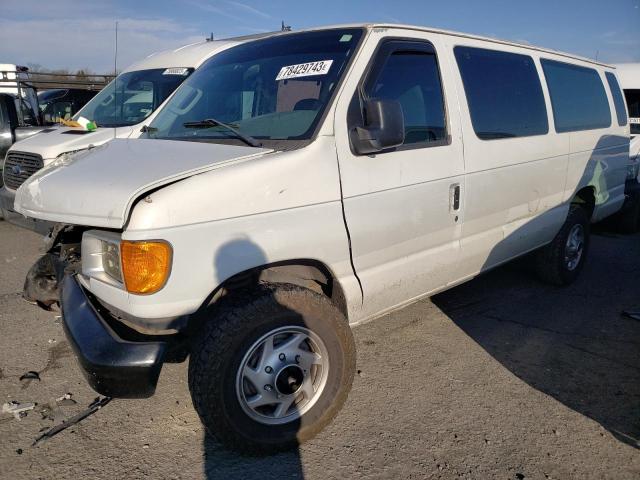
[276, 60, 333, 81]
[163, 67, 190, 76]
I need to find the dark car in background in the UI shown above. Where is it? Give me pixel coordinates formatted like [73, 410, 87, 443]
[38, 88, 98, 125]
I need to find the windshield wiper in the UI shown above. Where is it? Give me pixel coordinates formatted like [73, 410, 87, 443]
[183, 118, 262, 147]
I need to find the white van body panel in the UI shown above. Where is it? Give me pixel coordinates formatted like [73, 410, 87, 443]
[15, 24, 631, 328]
[15, 139, 272, 228]
[78, 136, 360, 321]
[332, 28, 466, 321]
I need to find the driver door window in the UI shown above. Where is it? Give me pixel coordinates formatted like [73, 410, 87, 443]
[362, 44, 448, 147]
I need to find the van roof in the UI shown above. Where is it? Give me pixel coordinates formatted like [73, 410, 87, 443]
[259, 23, 616, 69]
[123, 32, 276, 73]
[613, 63, 640, 89]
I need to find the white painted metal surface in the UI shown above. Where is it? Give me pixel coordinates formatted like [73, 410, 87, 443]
[15, 138, 272, 228]
[15, 24, 631, 327]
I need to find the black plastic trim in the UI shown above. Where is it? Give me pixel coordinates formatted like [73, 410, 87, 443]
[60, 275, 167, 398]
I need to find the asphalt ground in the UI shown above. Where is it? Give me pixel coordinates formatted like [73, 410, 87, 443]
[0, 219, 638, 479]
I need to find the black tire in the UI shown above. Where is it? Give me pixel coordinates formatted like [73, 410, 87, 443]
[535, 204, 590, 285]
[188, 283, 355, 455]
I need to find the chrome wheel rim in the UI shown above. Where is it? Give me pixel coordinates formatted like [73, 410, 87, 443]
[564, 224, 585, 271]
[236, 326, 329, 425]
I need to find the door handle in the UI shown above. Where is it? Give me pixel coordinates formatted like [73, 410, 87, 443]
[449, 183, 461, 212]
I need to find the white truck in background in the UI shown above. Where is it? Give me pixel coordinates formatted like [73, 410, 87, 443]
[611, 63, 640, 232]
[0, 35, 269, 230]
[0, 65, 48, 176]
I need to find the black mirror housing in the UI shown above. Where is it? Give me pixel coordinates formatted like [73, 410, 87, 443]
[351, 98, 405, 155]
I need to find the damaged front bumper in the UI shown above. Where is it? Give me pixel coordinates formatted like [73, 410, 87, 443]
[60, 275, 168, 398]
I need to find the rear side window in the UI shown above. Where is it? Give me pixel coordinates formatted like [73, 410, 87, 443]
[454, 46, 548, 140]
[364, 46, 447, 146]
[541, 60, 611, 132]
[604, 72, 627, 127]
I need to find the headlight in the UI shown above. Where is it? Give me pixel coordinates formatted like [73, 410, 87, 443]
[121, 240, 172, 295]
[82, 231, 172, 294]
[101, 240, 122, 282]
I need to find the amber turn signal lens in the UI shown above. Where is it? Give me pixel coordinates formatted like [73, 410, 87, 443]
[121, 241, 172, 295]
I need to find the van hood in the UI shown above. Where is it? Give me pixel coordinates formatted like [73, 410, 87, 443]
[14, 138, 272, 228]
[8, 126, 135, 162]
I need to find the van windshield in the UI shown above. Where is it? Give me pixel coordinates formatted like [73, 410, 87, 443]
[74, 68, 193, 128]
[147, 29, 363, 146]
[624, 89, 640, 134]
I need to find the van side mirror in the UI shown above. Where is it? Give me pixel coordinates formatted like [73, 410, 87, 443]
[351, 98, 405, 155]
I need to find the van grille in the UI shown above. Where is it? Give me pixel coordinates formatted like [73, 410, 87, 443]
[3, 151, 44, 190]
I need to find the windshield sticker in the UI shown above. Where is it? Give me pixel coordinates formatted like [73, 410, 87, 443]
[163, 68, 190, 76]
[276, 60, 333, 81]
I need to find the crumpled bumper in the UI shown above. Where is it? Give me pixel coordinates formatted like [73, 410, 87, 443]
[60, 275, 168, 398]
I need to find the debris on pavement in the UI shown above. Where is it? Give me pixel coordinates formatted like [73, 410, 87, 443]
[32, 396, 112, 446]
[621, 310, 640, 321]
[55, 393, 77, 406]
[37, 399, 66, 423]
[2, 401, 36, 420]
[19, 371, 41, 383]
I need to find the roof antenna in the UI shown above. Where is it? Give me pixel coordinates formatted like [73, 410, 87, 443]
[281, 21, 291, 32]
[206, 32, 214, 42]
[595, 49, 599, 61]
[113, 20, 118, 139]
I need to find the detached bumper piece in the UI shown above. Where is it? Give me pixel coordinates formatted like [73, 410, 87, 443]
[60, 275, 167, 398]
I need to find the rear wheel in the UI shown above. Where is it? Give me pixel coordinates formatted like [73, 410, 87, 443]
[188, 284, 355, 455]
[535, 204, 590, 285]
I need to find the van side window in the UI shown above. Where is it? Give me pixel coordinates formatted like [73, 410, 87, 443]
[605, 72, 628, 127]
[454, 46, 548, 140]
[363, 43, 447, 146]
[541, 59, 611, 132]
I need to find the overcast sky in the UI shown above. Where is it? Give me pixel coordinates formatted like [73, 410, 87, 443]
[1, 0, 638, 73]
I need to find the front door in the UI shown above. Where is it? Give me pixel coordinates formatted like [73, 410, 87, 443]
[334, 30, 465, 321]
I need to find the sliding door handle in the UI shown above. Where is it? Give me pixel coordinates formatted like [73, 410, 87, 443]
[450, 183, 461, 212]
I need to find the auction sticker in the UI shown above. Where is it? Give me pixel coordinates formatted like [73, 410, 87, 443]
[276, 60, 333, 81]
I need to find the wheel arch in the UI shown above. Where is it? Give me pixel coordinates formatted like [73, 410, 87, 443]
[197, 259, 349, 321]
[571, 186, 596, 221]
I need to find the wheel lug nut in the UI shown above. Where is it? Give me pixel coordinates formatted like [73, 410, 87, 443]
[295, 355, 300, 364]
[264, 384, 273, 392]
[279, 353, 286, 361]
[265, 366, 273, 374]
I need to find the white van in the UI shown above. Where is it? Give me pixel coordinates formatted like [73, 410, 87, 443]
[15, 24, 629, 453]
[611, 63, 640, 231]
[0, 36, 264, 228]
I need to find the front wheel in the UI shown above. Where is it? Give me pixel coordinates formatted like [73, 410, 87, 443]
[188, 284, 355, 455]
[535, 204, 590, 285]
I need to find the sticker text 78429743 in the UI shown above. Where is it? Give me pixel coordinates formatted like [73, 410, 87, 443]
[276, 60, 333, 81]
